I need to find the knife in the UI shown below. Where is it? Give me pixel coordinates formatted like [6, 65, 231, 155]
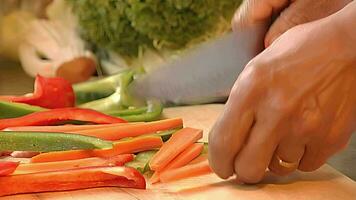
[130, 23, 268, 105]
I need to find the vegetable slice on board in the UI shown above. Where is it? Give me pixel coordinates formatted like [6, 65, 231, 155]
[149, 127, 203, 171]
[0, 75, 75, 109]
[71, 118, 183, 140]
[94, 135, 163, 158]
[0, 131, 113, 152]
[0, 161, 19, 176]
[0, 101, 45, 119]
[5, 122, 142, 133]
[125, 150, 157, 174]
[159, 159, 212, 183]
[14, 154, 133, 175]
[0, 166, 146, 196]
[0, 107, 126, 130]
[150, 143, 204, 184]
[31, 136, 162, 162]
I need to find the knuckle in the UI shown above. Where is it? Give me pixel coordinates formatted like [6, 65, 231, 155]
[279, 8, 310, 28]
[299, 152, 326, 172]
[268, 92, 295, 115]
[234, 60, 265, 91]
[235, 163, 266, 184]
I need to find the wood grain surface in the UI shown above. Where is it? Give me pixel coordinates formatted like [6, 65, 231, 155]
[1, 104, 355, 200]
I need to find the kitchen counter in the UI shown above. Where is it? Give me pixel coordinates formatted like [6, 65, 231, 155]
[0, 59, 355, 181]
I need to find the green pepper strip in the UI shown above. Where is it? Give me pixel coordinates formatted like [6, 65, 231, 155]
[125, 150, 157, 174]
[0, 101, 46, 119]
[124, 129, 179, 173]
[109, 107, 148, 116]
[78, 71, 136, 112]
[0, 131, 113, 152]
[109, 100, 163, 122]
[73, 70, 130, 105]
[78, 70, 163, 122]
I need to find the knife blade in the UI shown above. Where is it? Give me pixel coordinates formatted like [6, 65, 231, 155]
[130, 24, 268, 105]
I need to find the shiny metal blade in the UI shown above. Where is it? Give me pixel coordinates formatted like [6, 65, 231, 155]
[130, 24, 267, 105]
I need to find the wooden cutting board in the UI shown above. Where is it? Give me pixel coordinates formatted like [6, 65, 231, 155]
[1, 104, 355, 200]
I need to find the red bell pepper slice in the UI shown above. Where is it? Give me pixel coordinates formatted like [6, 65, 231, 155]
[14, 154, 134, 175]
[0, 166, 146, 196]
[0, 75, 75, 109]
[0, 161, 19, 176]
[0, 108, 126, 130]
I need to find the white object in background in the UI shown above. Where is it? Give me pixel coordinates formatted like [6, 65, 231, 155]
[19, 19, 96, 82]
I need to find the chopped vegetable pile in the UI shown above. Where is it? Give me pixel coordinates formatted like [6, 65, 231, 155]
[0, 72, 212, 196]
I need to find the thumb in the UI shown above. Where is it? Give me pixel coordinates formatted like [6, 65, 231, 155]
[265, 0, 352, 47]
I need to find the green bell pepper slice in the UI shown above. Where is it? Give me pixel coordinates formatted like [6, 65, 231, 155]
[0, 101, 46, 119]
[0, 131, 113, 152]
[125, 150, 157, 174]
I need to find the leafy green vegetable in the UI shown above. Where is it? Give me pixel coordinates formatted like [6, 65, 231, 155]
[67, 0, 241, 58]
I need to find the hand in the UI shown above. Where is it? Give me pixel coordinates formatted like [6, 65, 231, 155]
[209, 3, 356, 183]
[233, 0, 352, 47]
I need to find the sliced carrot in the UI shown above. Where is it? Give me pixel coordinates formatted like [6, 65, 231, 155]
[31, 151, 93, 163]
[149, 143, 203, 184]
[31, 136, 163, 163]
[71, 118, 183, 140]
[149, 171, 161, 184]
[149, 127, 203, 171]
[4, 123, 141, 132]
[93, 136, 163, 158]
[159, 159, 212, 183]
[165, 143, 204, 170]
[15, 154, 133, 175]
[189, 154, 208, 165]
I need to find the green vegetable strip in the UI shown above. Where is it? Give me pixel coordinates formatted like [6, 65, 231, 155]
[154, 129, 179, 142]
[125, 150, 157, 174]
[0, 101, 46, 119]
[107, 107, 148, 116]
[77, 70, 163, 122]
[78, 71, 135, 111]
[110, 100, 163, 122]
[73, 73, 126, 105]
[0, 131, 113, 152]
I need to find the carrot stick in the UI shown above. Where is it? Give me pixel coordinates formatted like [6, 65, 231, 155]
[4, 123, 141, 132]
[149, 127, 203, 171]
[165, 143, 204, 170]
[149, 171, 161, 184]
[71, 118, 183, 140]
[189, 154, 208, 165]
[149, 143, 203, 184]
[93, 136, 163, 158]
[31, 150, 92, 163]
[15, 154, 133, 175]
[31, 136, 163, 163]
[159, 159, 212, 183]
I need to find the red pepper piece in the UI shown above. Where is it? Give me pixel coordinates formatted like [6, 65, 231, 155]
[0, 108, 126, 130]
[15, 154, 134, 175]
[0, 166, 146, 196]
[0, 161, 19, 176]
[0, 75, 75, 108]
